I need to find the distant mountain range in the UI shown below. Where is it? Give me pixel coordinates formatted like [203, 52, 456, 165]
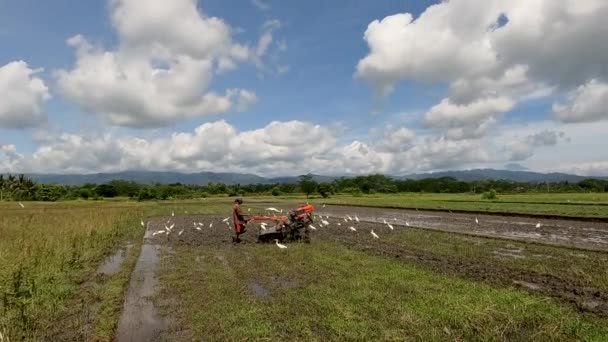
[27, 171, 336, 186]
[24, 169, 607, 186]
[401, 169, 607, 183]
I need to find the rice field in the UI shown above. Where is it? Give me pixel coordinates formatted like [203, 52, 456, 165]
[1, 194, 607, 340]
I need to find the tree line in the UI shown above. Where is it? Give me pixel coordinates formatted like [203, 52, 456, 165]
[1, 173, 607, 202]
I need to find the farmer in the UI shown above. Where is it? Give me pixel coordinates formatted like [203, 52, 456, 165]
[232, 198, 249, 243]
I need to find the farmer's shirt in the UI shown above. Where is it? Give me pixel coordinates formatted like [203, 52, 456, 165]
[232, 203, 246, 225]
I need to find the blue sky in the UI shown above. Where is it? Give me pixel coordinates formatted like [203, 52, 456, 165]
[1, 0, 607, 176]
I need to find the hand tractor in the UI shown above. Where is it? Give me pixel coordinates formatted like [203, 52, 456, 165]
[249, 204, 315, 243]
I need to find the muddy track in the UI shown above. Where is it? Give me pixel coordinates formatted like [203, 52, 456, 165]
[115, 222, 166, 342]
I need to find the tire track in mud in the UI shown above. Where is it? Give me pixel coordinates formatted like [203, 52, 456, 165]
[115, 222, 167, 342]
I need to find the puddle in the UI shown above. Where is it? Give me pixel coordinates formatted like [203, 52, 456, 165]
[271, 276, 298, 289]
[97, 244, 133, 276]
[531, 254, 553, 259]
[581, 299, 603, 310]
[513, 280, 542, 290]
[503, 231, 543, 240]
[569, 252, 589, 259]
[248, 282, 270, 298]
[493, 248, 526, 259]
[116, 237, 166, 341]
[583, 237, 608, 245]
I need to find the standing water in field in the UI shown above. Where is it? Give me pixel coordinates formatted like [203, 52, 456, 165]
[116, 222, 166, 341]
[96, 244, 133, 276]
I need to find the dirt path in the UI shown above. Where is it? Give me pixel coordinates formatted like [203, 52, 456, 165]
[115, 223, 166, 342]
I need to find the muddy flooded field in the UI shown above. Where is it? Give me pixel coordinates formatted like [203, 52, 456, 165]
[250, 204, 608, 251]
[146, 208, 608, 318]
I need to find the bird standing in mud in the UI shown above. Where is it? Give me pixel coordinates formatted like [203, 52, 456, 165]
[371, 230, 379, 239]
[275, 239, 287, 249]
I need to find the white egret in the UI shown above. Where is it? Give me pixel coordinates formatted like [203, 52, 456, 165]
[475, 217, 479, 224]
[18, 202, 24, 208]
[266, 207, 281, 213]
[209, 222, 213, 228]
[275, 239, 287, 249]
[178, 229, 184, 236]
[222, 217, 230, 222]
[387, 223, 394, 230]
[371, 230, 379, 239]
[348, 226, 356, 232]
[405, 221, 410, 227]
[337, 223, 342, 226]
[321, 220, 329, 226]
[308, 225, 317, 230]
[355, 215, 360, 222]
[172, 211, 175, 217]
[536, 222, 541, 228]
[140, 220, 145, 227]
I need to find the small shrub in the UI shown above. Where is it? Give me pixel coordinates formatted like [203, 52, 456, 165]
[79, 189, 91, 199]
[271, 187, 281, 196]
[481, 189, 498, 200]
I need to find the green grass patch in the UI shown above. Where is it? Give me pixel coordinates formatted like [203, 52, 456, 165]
[0, 203, 144, 340]
[157, 241, 608, 341]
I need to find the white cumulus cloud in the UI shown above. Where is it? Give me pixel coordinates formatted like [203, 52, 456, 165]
[0, 61, 50, 129]
[55, 0, 257, 128]
[356, 0, 608, 138]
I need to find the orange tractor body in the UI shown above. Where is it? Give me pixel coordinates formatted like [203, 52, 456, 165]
[249, 204, 315, 242]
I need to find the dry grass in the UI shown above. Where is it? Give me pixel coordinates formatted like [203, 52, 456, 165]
[0, 203, 144, 340]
